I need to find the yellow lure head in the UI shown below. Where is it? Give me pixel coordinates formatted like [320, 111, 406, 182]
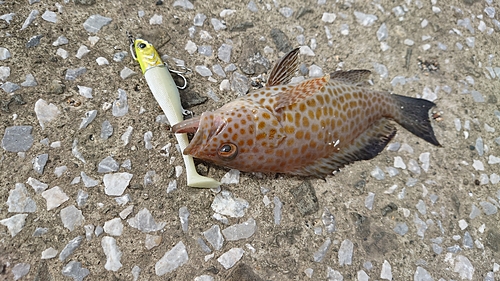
[134, 39, 164, 74]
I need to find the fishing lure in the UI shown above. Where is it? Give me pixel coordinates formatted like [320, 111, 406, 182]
[132, 38, 220, 188]
[173, 48, 441, 178]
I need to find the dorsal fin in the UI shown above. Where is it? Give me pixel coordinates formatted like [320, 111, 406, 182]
[274, 75, 330, 111]
[330, 70, 371, 86]
[267, 48, 300, 87]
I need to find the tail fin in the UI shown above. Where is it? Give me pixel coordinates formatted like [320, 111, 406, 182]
[391, 94, 441, 146]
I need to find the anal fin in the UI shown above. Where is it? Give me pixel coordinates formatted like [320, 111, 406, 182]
[291, 119, 396, 177]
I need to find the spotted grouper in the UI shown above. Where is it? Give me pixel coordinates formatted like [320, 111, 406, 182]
[173, 48, 441, 178]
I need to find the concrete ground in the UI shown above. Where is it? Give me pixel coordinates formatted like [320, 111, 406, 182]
[1, 0, 499, 280]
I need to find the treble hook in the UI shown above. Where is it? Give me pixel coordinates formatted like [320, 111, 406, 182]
[167, 65, 192, 90]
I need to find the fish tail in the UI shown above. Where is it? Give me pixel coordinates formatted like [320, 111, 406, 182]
[391, 94, 441, 146]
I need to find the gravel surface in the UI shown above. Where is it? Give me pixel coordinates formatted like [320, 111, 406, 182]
[1, 0, 500, 280]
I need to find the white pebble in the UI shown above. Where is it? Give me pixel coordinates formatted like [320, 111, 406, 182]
[322, 12, 336, 23]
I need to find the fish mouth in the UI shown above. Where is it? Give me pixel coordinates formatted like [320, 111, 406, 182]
[172, 116, 201, 134]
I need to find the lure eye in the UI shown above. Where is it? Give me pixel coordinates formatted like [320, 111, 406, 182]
[139, 43, 146, 49]
[217, 143, 238, 160]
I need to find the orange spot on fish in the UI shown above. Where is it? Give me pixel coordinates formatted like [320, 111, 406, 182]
[262, 112, 271, 120]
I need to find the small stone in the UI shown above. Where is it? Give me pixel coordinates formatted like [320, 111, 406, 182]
[98, 156, 119, 173]
[34, 99, 60, 130]
[221, 169, 240, 184]
[416, 200, 426, 215]
[338, 239, 353, 265]
[326, 267, 342, 280]
[149, 14, 162, 25]
[274, 196, 283, 225]
[354, 11, 377, 26]
[26, 177, 48, 193]
[102, 236, 122, 271]
[179, 206, 189, 233]
[79, 110, 97, 129]
[52, 36, 69, 46]
[222, 218, 256, 241]
[0, 214, 28, 237]
[83, 14, 112, 33]
[279, 7, 294, 18]
[2, 126, 34, 153]
[414, 266, 433, 281]
[0, 66, 10, 81]
[101, 120, 113, 140]
[313, 237, 331, 262]
[173, 0, 194, 9]
[185, 40, 197, 54]
[65, 67, 87, 80]
[145, 234, 162, 250]
[26, 34, 43, 48]
[309, 65, 323, 77]
[132, 265, 141, 281]
[96, 57, 109, 65]
[393, 222, 408, 235]
[194, 13, 206, 26]
[212, 64, 226, 77]
[377, 23, 388, 41]
[21, 73, 37, 87]
[54, 165, 68, 177]
[12, 263, 30, 280]
[113, 51, 128, 62]
[321, 207, 336, 233]
[61, 261, 90, 281]
[453, 255, 474, 280]
[120, 67, 137, 79]
[59, 236, 84, 261]
[41, 247, 58, 259]
[322, 12, 336, 23]
[380, 260, 392, 280]
[210, 18, 226, 31]
[217, 248, 244, 269]
[61, 205, 84, 231]
[112, 89, 128, 117]
[370, 166, 385, 180]
[119, 205, 134, 219]
[463, 231, 473, 249]
[75, 45, 90, 59]
[103, 172, 133, 196]
[480, 201, 497, 215]
[155, 241, 189, 275]
[365, 192, 375, 210]
[127, 208, 166, 232]
[32, 227, 48, 237]
[394, 156, 406, 169]
[21, 10, 39, 30]
[289, 180, 319, 216]
[414, 214, 427, 238]
[103, 218, 123, 236]
[211, 190, 248, 218]
[217, 44, 233, 63]
[42, 186, 69, 210]
[231, 72, 249, 96]
[195, 65, 212, 77]
[203, 225, 224, 250]
[81, 172, 99, 187]
[76, 190, 88, 207]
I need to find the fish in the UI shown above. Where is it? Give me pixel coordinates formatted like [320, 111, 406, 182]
[172, 48, 441, 178]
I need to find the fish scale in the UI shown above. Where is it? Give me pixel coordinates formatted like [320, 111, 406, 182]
[173, 48, 440, 178]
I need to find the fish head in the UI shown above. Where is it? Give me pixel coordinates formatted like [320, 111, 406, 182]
[172, 101, 285, 170]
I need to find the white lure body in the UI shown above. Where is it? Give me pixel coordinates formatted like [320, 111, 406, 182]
[134, 39, 220, 188]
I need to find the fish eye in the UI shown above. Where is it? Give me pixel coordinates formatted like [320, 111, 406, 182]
[139, 43, 146, 49]
[217, 143, 238, 160]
